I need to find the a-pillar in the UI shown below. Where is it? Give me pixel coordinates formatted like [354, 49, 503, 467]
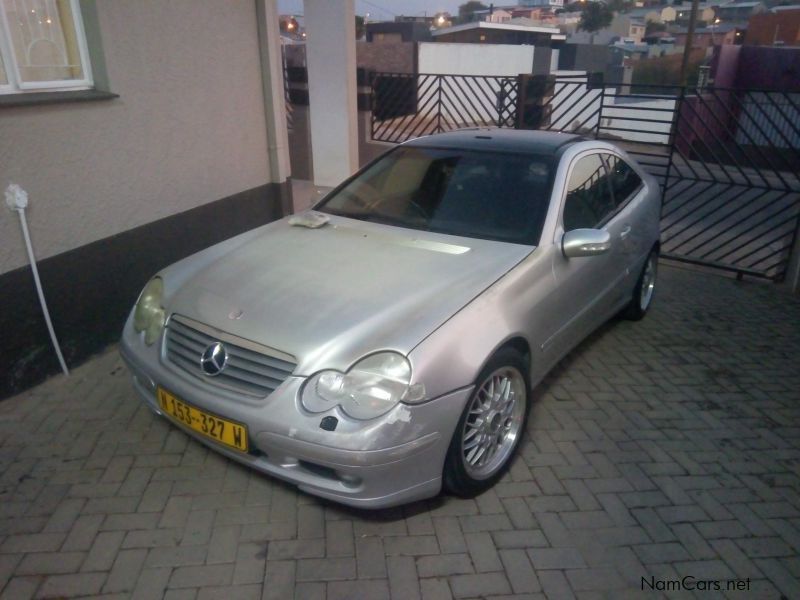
[304, 0, 358, 187]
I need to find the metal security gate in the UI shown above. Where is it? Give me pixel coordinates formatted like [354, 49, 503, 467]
[371, 73, 518, 144]
[661, 87, 800, 280]
[520, 75, 800, 281]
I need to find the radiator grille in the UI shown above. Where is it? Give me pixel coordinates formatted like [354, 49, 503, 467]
[165, 315, 296, 397]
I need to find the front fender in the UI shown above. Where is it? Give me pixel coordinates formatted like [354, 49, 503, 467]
[408, 245, 555, 401]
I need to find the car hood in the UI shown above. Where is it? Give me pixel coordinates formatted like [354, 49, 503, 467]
[167, 215, 533, 374]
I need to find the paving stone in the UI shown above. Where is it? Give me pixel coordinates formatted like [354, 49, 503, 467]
[145, 545, 207, 568]
[131, 567, 171, 600]
[736, 537, 795, 559]
[100, 512, 159, 532]
[449, 572, 511, 598]
[419, 577, 453, 600]
[169, 564, 234, 588]
[536, 570, 575, 600]
[122, 527, 182, 548]
[433, 518, 467, 554]
[0, 576, 41, 600]
[709, 539, 763, 580]
[232, 545, 265, 586]
[527, 548, 586, 570]
[631, 542, 691, 564]
[15, 551, 85, 576]
[499, 549, 540, 594]
[1, 533, 65, 554]
[387, 555, 420, 600]
[82, 531, 126, 572]
[671, 523, 717, 560]
[491, 530, 548, 549]
[42, 498, 84, 533]
[384, 535, 440, 557]
[325, 520, 354, 557]
[103, 548, 148, 593]
[292, 582, 324, 600]
[207, 525, 241, 564]
[754, 558, 800, 599]
[35, 572, 106, 597]
[565, 567, 627, 591]
[465, 532, 502, 572]
[267, 538, 324, 561]
[262, 560, 296, 600]
[295, 557, 356, 582]
[417, 554, 473, 578]
[351, 536, 386, 580]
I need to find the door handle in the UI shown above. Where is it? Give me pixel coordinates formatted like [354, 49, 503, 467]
[620, 225, 632, 239]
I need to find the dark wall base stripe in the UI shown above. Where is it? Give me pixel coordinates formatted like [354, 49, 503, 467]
[1, 181, 290, 400]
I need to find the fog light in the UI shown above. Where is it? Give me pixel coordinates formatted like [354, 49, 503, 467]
[339, 473, 361, 488]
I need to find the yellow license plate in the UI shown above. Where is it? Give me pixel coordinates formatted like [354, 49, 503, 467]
[157, 387, 248, 453]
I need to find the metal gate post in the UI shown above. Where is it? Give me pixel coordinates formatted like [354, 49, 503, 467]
[661, 86, 685, 208]
[595, 86, 605, 140]
[436, 75, 443, 134]
[515, 74, 527, 129]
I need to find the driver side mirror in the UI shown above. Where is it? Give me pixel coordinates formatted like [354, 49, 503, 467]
[562, 229, 611, 258]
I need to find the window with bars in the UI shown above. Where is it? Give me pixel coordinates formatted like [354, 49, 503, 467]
[0, 0, 92, 93]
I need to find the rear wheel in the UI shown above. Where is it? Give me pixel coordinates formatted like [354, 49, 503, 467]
[444, 348, 530, 497]
[623, 247, 658, 321]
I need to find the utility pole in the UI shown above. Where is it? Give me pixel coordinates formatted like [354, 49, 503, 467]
[679, 0, 700, 86]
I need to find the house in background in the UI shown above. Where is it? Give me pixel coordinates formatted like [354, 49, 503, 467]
[432, 20, 564, 45]
[366, 20, 433, 43]
[745, 5, 800, 46]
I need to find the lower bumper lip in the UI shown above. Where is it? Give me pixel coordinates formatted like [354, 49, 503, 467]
[119, 336, 470, 508]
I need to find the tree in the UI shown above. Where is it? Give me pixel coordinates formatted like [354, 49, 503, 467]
[645, 19, 667, 36]
[457, 1, 488, 24]
[606, 0, 632, 12]
[578, 2, 614, 40]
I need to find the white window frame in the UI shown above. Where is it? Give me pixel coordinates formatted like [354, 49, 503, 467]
[0, 0, 93, 94]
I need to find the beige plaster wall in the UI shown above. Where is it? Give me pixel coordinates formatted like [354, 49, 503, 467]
[0, 0, 270, 275]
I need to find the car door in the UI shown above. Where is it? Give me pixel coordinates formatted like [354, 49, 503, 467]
[603, 152, 648, 274]
[540, 152, 627, 362]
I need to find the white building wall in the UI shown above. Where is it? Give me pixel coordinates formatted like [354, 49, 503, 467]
[0, 0, 271, 275]
[418, 42, 535, 76]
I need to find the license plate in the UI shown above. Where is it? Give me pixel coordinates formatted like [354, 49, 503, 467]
[157, 387, 248, 453]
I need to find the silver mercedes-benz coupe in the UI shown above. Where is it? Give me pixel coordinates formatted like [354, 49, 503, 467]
[120, 129, 661, 508]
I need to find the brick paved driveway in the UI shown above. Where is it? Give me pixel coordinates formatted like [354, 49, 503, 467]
[1, 264, 799, 600]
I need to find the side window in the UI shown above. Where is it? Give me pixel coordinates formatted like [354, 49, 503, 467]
[605, 154, 643, 208]
[562, 154, 614, 231]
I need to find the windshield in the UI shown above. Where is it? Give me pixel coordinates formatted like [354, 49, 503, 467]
[317, 146, 555, 245]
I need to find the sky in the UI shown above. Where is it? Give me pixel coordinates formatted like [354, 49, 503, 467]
[277, 0, 467, 21]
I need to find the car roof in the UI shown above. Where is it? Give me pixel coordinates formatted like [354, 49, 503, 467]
[404, 128, 586, 155]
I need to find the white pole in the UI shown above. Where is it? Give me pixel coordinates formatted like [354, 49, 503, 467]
[5, 184, 70, 376]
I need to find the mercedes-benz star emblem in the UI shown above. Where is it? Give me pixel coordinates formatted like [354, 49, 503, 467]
[200, 342, 228, 377]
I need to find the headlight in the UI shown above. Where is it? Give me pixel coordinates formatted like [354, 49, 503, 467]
[301, 352, 425, 420]
[133, 277, 165, 345]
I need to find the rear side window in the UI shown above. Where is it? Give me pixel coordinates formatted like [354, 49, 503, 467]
[562, 154, 614, 231]
[604, 154, 643, 208]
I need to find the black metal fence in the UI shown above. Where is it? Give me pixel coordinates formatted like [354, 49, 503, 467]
[368, 72, 800, 281]
[371, 73, 518, 143]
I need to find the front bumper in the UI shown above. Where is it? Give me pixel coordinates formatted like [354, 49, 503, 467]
[119, 319, 471, 509]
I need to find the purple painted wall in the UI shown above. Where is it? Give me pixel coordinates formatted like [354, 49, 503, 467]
[712, 46, 800, 91]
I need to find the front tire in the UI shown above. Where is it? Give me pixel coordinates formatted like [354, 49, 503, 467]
[443, 348, 530, 498]
[623, 247, 658, 321]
